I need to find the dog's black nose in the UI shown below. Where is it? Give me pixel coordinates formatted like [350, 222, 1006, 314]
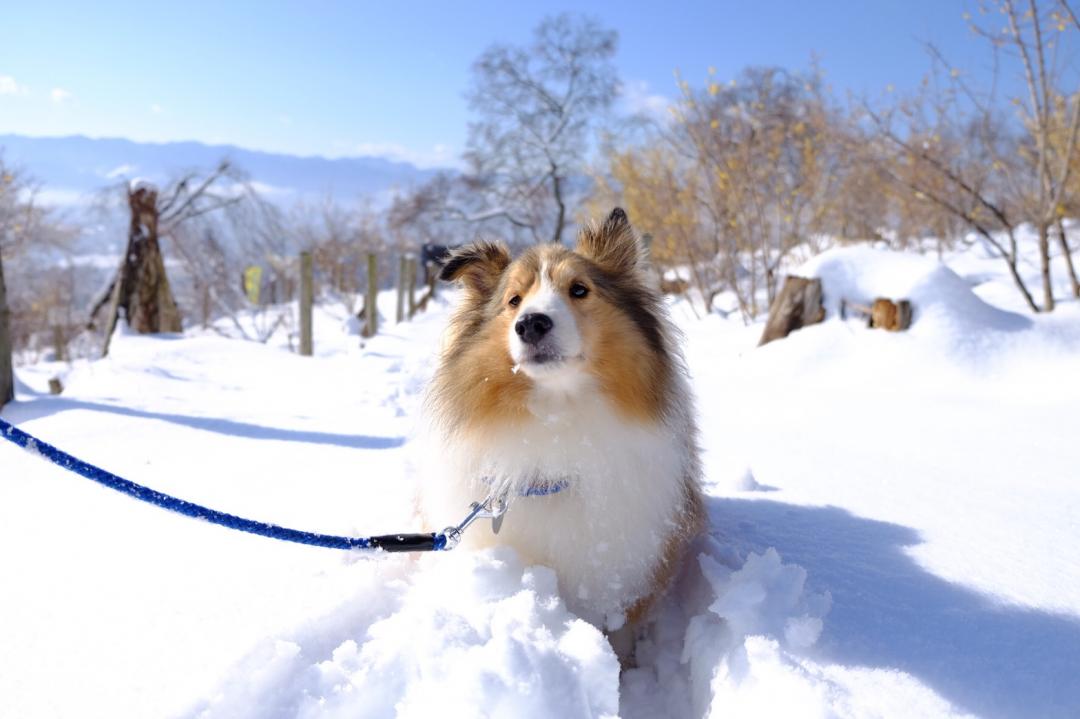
[515, 313, 553, 344]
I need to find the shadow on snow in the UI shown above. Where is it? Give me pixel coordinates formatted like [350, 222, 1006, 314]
[3, 397, 405, 450]
[706, 496, 1080, 719]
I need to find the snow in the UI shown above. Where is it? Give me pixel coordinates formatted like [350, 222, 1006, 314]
[192, 549, 621, 719]
[3, 241, 1080, 718]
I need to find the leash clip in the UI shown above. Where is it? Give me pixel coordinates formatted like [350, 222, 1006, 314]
[442, 491, 509, 549]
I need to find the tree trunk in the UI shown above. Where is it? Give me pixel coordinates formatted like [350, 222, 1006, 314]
[116, 186, 183, 335]
[550, 169, 566, 245]
[201, 284, 211, 329]
[1037, 221, 1054, 312]
[749, 251, 759, 318]
[1001, 233, 1040, 314]
[0, 251, 14, 407]
[1056, 219, 1080, 298]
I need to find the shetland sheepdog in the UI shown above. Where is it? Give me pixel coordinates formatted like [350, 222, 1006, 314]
[421, 208, 704, 640]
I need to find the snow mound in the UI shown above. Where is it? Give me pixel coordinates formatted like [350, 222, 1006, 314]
[624, 538, 832, 719]
[785, 246, 1039, 367]
[188, 548, 621, 719]
[186, 537, 832, 719]
[799, 246, 1030, 336]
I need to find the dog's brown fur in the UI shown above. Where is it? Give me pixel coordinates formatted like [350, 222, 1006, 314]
[433, 215, 676, 431]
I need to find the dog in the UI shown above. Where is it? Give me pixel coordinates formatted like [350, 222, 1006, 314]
[420, 208, 704, 643]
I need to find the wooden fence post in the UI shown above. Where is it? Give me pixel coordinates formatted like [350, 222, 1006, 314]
[46, 308, 67, 363]
[396, 254, 408, 324]
[407, 256, 418, 319]
[53, 326, 65, 362]
[0, 251, 13, 407]
[299, 251, 313, 356]
[363, 252, 378, 338]
[416, 268, 439, 313]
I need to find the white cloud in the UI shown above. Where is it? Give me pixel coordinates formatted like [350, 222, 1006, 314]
[619, 80, 671, 120]
[0, 75, 27, 95]
[103, 164, 136, 179]
[351, 141, 460, 170]
[248, 180, 294, 197]
[50, 87, 73, 104]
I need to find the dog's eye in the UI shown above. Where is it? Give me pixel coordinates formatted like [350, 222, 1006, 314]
[508, 295, 522, 307]
[569, 283, 589, 299]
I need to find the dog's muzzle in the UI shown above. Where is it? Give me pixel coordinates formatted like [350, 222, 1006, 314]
[515, 312, 553, 345]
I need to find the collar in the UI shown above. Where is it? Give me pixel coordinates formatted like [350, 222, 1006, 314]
[480, 475, 571, 498]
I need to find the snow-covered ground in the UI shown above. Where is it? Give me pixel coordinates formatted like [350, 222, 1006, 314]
[2, 241, 1079, 718]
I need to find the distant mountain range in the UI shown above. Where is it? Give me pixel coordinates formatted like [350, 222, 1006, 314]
[0, 134, 444, 207]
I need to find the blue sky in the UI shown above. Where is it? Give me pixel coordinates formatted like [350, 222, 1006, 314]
[1, 1, 1002, 168]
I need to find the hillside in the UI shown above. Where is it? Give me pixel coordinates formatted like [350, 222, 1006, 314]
[0, 133, 442, 207]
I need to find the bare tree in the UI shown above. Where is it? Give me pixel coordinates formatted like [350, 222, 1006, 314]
[586, 66, 851, 320]
[0, 246, 11, 406]
[290, 195, 387, 318]
[585, 143, 719, 314]
[387, 175, 463, 248]
[459, 14, 618, 244]
[975, 0, 1080, 311]
[0, 164, 21, 404]
[1056, 216, 1080, 296]
[664, 66, 844, 317]
[866, 60, 1042, 311]
[166, 181, 291, 341]
[1051, 1, 1080, 297]
[896, 0, 1080, 311]
[0, 158, 72, 402]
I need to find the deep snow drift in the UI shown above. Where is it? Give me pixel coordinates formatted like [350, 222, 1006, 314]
[2, 242, 1079, 718]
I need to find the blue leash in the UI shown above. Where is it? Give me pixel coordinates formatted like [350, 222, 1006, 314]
[0, 417, 447, 552]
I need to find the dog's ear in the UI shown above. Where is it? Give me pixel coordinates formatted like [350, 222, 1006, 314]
[440, 240, 511, 298]
[576, 207, 642, 274]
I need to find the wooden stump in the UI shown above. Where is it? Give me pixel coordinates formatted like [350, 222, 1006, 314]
[758, 275, 826, 346]
[869, 298, 912, 331]
[897, 299, 913, 330]
[97, 184, 182, 357]
[121, 186, 182, 335]
[660, 276, 690, 295]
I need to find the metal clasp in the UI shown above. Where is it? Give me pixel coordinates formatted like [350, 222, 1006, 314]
[441, 492, 509, 549]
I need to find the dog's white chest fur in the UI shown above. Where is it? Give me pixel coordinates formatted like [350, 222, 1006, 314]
[422, 383, 689, 628]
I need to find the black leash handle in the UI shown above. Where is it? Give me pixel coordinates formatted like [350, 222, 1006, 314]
[369, 533, 444, 552]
